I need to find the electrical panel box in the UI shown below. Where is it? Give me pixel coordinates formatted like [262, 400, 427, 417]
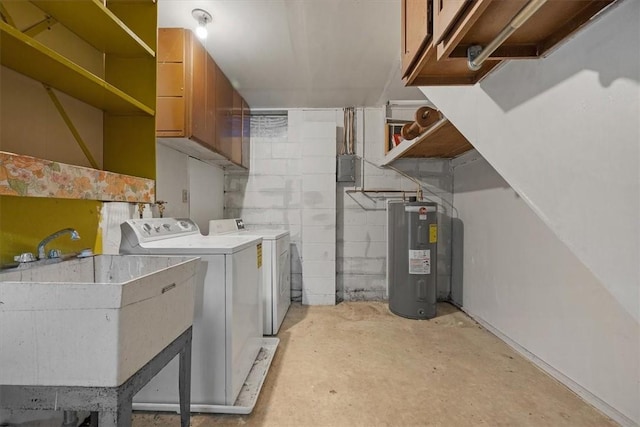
[336, 155, 356, 182]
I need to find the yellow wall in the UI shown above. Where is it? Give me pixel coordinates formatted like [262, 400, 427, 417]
[0, 66, 104, 168]
[0, 196, 100, 266]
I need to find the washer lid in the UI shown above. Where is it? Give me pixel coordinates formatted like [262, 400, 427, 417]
[137, 234, 262, 255]
[234, 229, 289, 240]
[120, 218, 262, 254]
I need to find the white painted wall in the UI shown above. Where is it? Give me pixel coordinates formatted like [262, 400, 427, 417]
[155, 143, 190, 220]
[453, 155, 639, 426]
[156, 143, 225, 233]
[0, 67, 104, 168]
[422, 2, 639, 424]
[188, 157, 224, 234]
[422, 0, 639, 325]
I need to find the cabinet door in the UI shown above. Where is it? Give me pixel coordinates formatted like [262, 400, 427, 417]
[241, 97, 250, 169]
[205, 54, 217, 150]
[157, 28, 185, 136]
[157, 63, 183, 97]
[401, 0, 432, 76]
[158, 28, 184, 62]
[156, 98, 185, 135]
[433, 0, 470, 44]
[231, 90, 243, 165]
[215, 65, 234, 159]
[190, 34, 208, 146]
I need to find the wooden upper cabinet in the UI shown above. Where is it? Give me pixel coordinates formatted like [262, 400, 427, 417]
[401, 0, 432, 77]
[156, 28, 216, 148]
[156, 28, 250, 168]
[433, 0, 471, 45]
[156, 29, 186, 135]
[157, 63, 183, 97]
[157, 28, 183, 62]
[403, 0, 618, 86]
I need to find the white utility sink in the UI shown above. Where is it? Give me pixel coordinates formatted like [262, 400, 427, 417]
[0, 255, 199, 387]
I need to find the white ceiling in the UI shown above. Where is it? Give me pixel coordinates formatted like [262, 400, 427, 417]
[157, 0, 425, 109]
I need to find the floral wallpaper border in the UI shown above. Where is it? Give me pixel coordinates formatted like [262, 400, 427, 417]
[0, 151, 155, 203]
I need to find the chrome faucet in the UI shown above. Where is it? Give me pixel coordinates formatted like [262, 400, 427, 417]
[37, 228, 80, 260]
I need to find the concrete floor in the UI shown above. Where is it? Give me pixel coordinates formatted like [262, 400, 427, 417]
[133, 302, 614, 426]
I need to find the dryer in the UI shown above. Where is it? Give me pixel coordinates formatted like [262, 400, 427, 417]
[119, 218, 278, 414]
[209, 218, 291, 335]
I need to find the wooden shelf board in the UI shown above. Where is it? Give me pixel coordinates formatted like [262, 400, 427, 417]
[31, 0, 155, 57]
[0, 22, 154, 116]
[380, 119, 473, 165]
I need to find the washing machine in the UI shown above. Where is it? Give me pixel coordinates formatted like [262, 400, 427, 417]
[119, 218, 278, 414]
[209, 218, 291, 335]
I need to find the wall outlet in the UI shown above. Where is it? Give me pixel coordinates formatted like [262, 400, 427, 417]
[182, 189, 189, 203]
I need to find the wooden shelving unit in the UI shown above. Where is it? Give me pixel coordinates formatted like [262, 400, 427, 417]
[380, 117, 473, 165]
[0, 21, 154, 115]
[403, 0, 617, 86]
[31, 0, 155, 57]
[0, 0, 157, 264]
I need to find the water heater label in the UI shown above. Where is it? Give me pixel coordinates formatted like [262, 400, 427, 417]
[409, 249, 431, 274]
[429, 224, 438, 243]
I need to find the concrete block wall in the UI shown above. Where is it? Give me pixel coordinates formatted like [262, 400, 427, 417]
[226, 108, 453, 305]
[295, 110, 338, 305]
[336, 107, 453, 302]
[224, 114, 301, 297]
[225, 111, 337, 304]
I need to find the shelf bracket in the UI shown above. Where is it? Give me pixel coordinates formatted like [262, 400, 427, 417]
[44, 85, 99, 169]
[0, 2, 15, 27]
[466, 45, 484, 71]
[23, 16, 58, 38]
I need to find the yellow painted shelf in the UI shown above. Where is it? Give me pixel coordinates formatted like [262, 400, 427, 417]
[31, 0, 155, 58]
[0, 21, 154, 115]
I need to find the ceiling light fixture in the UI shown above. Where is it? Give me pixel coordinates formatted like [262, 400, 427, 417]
[192, 8, 212, 40]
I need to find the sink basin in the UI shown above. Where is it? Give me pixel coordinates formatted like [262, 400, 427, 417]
[0, 255, 199, 387]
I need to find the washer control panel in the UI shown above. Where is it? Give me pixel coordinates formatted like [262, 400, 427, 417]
[121, 218, 200, 244]
[208, 218, 242, 235]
